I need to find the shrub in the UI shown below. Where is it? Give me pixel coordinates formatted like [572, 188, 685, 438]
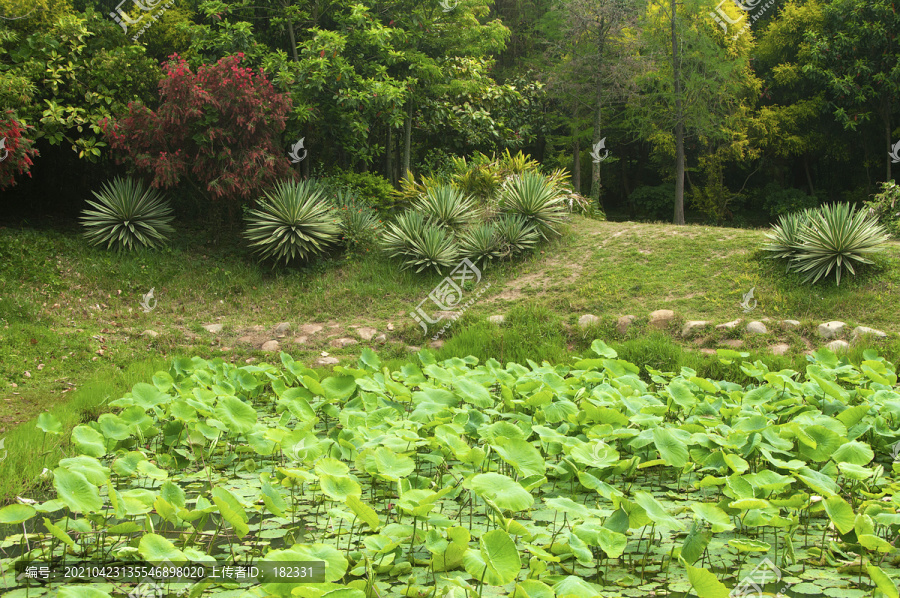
[325, 170, 395, 209]
[864, 180, 900, 238]
[102, 54, 293, 222]
[495, 214, 540, 258]
[759, 183, 819, 218]
[627, 184, 675, 221]
[79, 177, 175, 251]
[500, 171, 566, 240]
[380, 211, 459, 274]
[415, 185, 479, 231]
[332, 190, 381, 251]
[763, 203, 890, 285]
[244, 180, 340, 264]
[0, 111, 38, 190]
[458, 223, 501, 267]
[791, 203, 890, 285]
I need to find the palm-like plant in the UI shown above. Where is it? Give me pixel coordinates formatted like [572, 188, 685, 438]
[500, 171, 566, 239]
[415, 185, 479, 231]
[332, 190, 380, 250]
[381, 211, 459, 274]
[244, 180, 340, 264]
[79, 177, 175, 251]
[790, 203, 889, 285]
[495, 214, 539, 258]
[459, 223, 500, 266]
[762, 209, 811, 266]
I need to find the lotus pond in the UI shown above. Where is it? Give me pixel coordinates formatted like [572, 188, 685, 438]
[2, 342, 900, 598]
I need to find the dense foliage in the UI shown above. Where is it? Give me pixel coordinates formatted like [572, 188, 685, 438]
[6, 344, 900, 597]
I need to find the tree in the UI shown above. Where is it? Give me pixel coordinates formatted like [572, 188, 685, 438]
[102, 54, 295, 224]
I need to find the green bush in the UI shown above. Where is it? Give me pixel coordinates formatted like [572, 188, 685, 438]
[864, 180, 900, 238]
[758, 183, 820, 218]
[499, 171, 566, 240]
[323, 170, 395, 209]
[332, 190, 381, 252]
[244, 180, 340, 265]
[79, 177, 175, 251]
[458, 223, 501, 267]
[627, 184, 675, 221]
[380, 211, 460, 274]
[415, 185, 479, 231]
[762, 203, 890, 285]
[495, 214, 540, 258]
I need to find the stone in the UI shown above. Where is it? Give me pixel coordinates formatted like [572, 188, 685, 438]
[406, 345, 421, 352]
[746, 321, 768, 334]
[331, 337, 358, 348]
[617, 315, 636, 335]
[293, 335, 308, 345]
[203, 323, 223, 334]
[141, 330, 158, 338]
[826, 339, 850, 353]
[387, 323, 395, 331]
[681, 320, 711, 338]
[299, 324, 324, 335]
[357, 327, 377, 341]
[245, 358, 257, 364]
[817, 321, 846, 339]
[261, 340, 280, 352]
[852, 326, 887, 341]
[649, 309, 675, 329]
[430, 340, 445, 349]
[770, 343, 790, 356]
[375, 334, 387, 343]
[488, 315, 505, 325]
[315, 357, 339, 367]
[782, 319, 801, 327]
[722, 339, 744, 349]
[716, 319, 741, 330]
[578, 314, 600, 329]
[274, 322, 291, 336]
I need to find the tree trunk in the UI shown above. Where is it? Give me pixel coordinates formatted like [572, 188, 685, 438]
[591, 95, 603, 211]
[804, 153, 815, 195]
[279, 0, 300, 64]
[402, 100, 412, 181]
[671, 0, 685, 225]
[572, 103, 581, 194]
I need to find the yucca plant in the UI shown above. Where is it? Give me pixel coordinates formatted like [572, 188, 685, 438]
[415, 185, 479, 231]
[790, 203, 890, 285]
[244, 179, 340, 264]
[332, 190, 380, 250]
[495, 214, 540, 258]
[381, 211, 459, 274]
[500, 171, 566, 240]
[79, 177, 175, 251]
[762, 209, 811, 266]
[459, 223, 501, 266]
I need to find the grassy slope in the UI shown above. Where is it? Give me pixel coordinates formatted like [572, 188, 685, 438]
[2, 216, 900, 499]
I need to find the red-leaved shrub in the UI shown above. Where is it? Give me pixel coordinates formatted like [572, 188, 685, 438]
[102, 54, 295, 219]
[0, 111, 39, 191]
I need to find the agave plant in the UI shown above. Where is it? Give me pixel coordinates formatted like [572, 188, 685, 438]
[332, 190, 380, 250]
[495, 214, 539, 258]
[381, 211, 459, 274]
[500, 171, 566, 240]
[244, 180, 340, 264]
[790, 203, 889, 285]
[415, 185, 479, 231]
[79, 177, 175, 251]
[762, 209, 811, 266]
[459, 223, 501, 266]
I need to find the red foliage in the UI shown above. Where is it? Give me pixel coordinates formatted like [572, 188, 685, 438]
[102, 54, 295, 208]
[0, 111, 39, 191]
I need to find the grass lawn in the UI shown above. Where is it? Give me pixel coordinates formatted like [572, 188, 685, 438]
[1, 215, 899, 501]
